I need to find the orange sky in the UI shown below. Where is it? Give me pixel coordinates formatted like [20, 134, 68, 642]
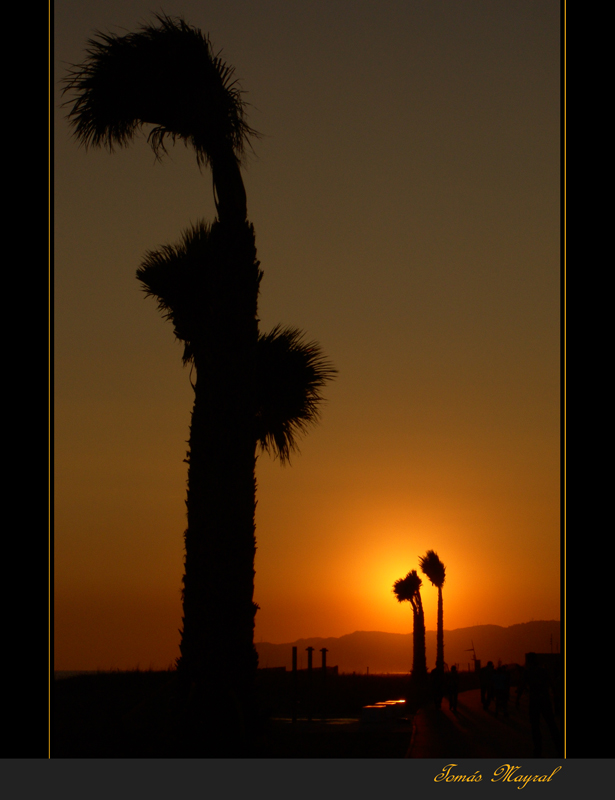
[54, 0, 561, 670]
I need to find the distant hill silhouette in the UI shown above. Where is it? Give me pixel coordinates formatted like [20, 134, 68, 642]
[256, 621, 560, 674]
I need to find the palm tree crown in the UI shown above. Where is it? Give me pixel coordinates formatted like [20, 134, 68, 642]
[255, 326, 337, 463]
[419, 550, 446, 589]
[393, 570, 423, 606]
[63, 13, 255, 161]
[63, 14, 258, 221]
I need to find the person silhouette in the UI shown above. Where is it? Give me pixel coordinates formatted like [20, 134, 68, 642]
[517, 652, 562, 757]
[430, 667, 444, 710]
[447, 665, 459, 712]
[494, 665, 510, 718]
[480, 661, 495, 710]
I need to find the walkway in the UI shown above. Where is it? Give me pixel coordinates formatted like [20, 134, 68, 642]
[407, 689, 562, 758]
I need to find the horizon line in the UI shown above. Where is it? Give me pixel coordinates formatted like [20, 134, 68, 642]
[257, 619, 562, 645]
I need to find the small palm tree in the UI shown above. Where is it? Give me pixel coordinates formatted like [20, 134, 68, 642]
[393, 570, 427, 680]
[419, 550, 446, 671]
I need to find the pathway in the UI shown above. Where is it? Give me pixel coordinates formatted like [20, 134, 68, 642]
[407, 688, 562, 758]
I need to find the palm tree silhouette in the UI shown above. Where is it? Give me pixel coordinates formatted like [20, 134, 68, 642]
[419, 550, 446, 672]
[393, 570, 427, 681]
[63, 16, 335, 752]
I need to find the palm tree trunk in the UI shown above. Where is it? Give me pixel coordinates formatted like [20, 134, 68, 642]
[411, 596, 427, 680]
[409, 597, 428, 706]
[211, 147, 248, 223]
[415, 601, 427, 679]
[436, 586, 444, 672]
[413, 613, 420, 675]
[177, 219, 261, 754]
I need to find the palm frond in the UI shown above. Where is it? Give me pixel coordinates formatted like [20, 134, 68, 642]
[393, 570, 422, 604]
[418, 550, 446, 588]
[137, 218, 262, 364]
[137, 220, 218, 365]
[255, 326, 337, 463]
[62, 14, 258, 168]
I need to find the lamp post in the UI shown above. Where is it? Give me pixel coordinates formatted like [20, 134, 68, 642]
[306, 647, 314, 722]
[320, 648, 328, 720]
[292, 646, 298, 724]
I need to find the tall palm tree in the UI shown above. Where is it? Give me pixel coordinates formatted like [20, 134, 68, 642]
[64, 17, 335, 752]
[393, 570, 427, 681]
[419, 550, 446, 672]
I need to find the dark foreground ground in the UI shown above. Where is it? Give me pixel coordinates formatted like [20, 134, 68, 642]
[53, 669, 417, 757]
[52, 668, 562, 758]
[409, 688, 562, 758]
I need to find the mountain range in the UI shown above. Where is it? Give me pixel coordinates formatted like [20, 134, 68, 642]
[256, 621, 561, 674]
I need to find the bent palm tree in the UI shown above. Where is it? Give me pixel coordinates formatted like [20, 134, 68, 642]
[419, 550, 446, 672]
[64, 16, 335, 752]
[393, 570, 427, 681]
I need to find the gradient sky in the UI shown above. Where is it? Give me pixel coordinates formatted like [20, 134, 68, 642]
[54, 0, 561, 670]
